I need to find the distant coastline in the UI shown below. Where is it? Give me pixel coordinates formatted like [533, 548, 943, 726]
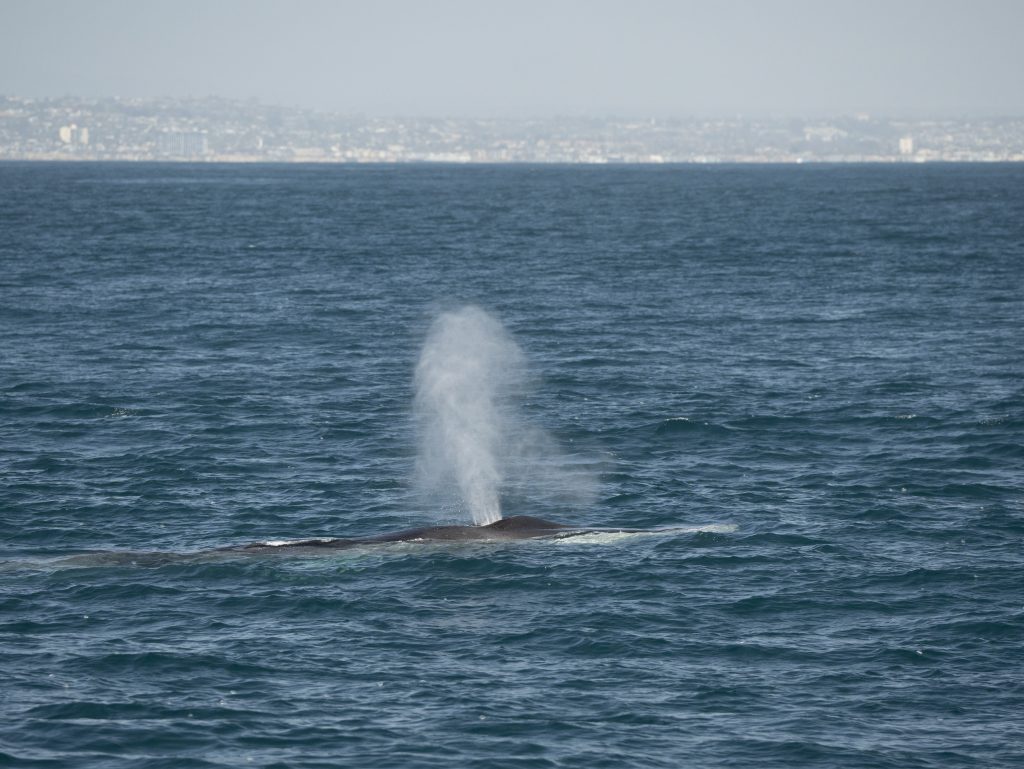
[3, 95, 1023, 164]
[5, 157, 1024, 165]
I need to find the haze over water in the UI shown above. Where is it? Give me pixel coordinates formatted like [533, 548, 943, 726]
[1, 162, 1022, 767]
[3, 1, 1024, 117]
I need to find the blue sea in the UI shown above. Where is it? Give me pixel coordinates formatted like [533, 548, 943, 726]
[1, 162, 1022, 768]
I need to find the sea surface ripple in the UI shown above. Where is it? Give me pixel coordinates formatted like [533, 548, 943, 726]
[1, 163, 1022, 768]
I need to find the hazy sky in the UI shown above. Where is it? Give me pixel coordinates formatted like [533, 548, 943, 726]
[2, 0, 1022, 118]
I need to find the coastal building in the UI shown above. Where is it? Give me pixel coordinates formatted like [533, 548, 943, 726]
[156, 130, 208, 157]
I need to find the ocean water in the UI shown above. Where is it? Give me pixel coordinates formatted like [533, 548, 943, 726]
[1, 162, 1022, 768]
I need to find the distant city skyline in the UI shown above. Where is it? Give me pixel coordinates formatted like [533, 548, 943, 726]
[1, 0, 1023, 119]
[4, 94, 1023, 163]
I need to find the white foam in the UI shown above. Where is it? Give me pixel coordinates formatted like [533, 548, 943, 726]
[262, 538, 338, 547]
[554, 523, 737, 545]
[678, 523, 738, 534]
[555, 531, 646, 545]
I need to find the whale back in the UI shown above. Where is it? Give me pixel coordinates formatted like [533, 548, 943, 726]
[484, 515, 569, 532]
[223, 514, 572, 552]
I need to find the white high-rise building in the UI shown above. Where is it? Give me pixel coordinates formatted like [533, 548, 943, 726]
[58, 124, 89, 145]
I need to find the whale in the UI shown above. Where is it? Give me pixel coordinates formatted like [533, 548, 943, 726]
[222, 514, 606, 552]
[8, 516, 734, 570]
